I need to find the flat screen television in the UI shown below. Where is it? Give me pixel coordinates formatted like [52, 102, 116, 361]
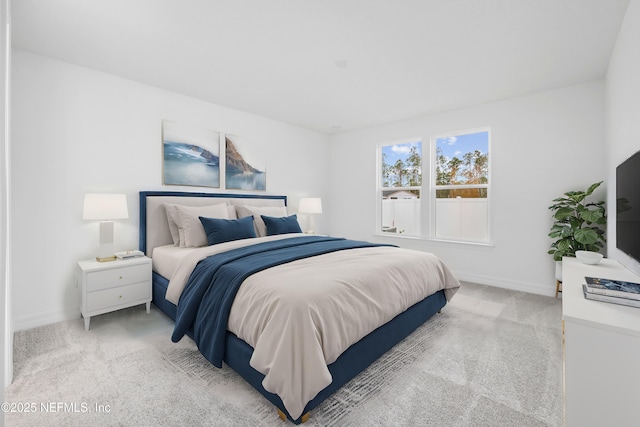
[616, 150, 640, 267]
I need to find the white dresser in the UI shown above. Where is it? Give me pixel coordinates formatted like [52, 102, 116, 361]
[77, 256, 152, 330]
[562, 257, 640, 427]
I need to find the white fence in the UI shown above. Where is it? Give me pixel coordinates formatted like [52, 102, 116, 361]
[382, 198, 421, 235]
[382, 197, 488, 241]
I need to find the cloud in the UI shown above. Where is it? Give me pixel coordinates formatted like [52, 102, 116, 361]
[454, 150, 462, 157]
[391, 144, 411, 154]
[438, 136, 457, 146]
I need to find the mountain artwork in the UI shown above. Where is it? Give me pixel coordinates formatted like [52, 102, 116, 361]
[225, 136, 265, 191]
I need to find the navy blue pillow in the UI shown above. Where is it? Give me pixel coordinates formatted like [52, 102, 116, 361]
[261, 214, 302, 236]
[199, 215, 256, 245]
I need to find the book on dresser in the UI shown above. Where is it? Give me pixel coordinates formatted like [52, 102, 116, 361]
[583, 276, 640, 301]
[582, 285, 640, 308]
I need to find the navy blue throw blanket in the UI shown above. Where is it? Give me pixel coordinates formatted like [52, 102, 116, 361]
[171, 235, 393, 368]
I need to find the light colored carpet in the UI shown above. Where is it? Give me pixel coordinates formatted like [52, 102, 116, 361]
[5, 282, 563, 426]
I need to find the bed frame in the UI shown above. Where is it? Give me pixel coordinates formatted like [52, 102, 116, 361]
[139, 191, 447, 424]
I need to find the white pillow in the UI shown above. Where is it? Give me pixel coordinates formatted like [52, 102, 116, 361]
[235, 205, 287, 237]
[174, 203, 230, 247]
[164, 203, 181, 246]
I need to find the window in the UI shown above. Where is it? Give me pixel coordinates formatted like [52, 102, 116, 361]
[378, 139, 422, 236]
[433, 129, 490, 243]
[377, 129, 490, 244]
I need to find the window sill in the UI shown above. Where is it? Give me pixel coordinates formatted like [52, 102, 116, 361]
[373, 232, 495, 248]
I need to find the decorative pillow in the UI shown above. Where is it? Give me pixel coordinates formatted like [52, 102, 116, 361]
[235, 205, 288, 237]
[199, 216, 256, 245]
[174, 203, 229, 247]
[164, 203, 181, 246]
[261, 214, 302, 236]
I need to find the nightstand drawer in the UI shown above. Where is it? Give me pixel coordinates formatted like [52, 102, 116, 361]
[86, 264, 149, 292]
[86, 281, 150, 312]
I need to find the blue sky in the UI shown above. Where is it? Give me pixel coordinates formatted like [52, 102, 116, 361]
[382, 140, 421, 166]
[382, 131, 488, 167]
[436, 131, 489, 161]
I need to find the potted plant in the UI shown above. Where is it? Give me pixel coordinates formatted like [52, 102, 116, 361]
[548, 181, 606, 279]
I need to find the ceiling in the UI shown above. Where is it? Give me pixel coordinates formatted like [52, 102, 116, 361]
[11, 0, 630, 134]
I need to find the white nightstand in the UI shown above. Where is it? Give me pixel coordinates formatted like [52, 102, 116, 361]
[77, 256, 152, 330]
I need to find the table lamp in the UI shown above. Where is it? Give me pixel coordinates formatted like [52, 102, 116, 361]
[298, 197, 322, 233]
[83, 193, 129, 262]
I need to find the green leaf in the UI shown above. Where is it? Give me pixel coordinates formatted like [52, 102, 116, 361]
[554, 207, 574, 220]
[569, 217, 581, 228]
[556, 238, 572, 251]
[585, 181, 603, 196]
[568, 192, 586, 204]
[560, 226, 573, 238]
[580, 209, 604, 223]
[575, 228, 599, 245]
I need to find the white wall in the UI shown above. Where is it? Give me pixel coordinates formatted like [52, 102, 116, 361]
[11, 49, 331, 330]
[606, 0, 640, 275]
[329, 82, 606, 296]
[1, 0, 10, 409]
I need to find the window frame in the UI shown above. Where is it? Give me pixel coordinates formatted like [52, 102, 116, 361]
[430, 127, 492, 244]
[376, 137, 424, 238]
[375, 128, 492, 245]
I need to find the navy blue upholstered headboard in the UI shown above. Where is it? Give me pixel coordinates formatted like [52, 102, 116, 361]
[139, 191, 288, 256]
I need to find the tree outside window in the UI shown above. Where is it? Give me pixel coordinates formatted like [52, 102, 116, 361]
[380, 140, 422, 236]
[434, 129, 490, 242]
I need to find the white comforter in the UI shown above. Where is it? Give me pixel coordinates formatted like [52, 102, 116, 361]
[166, 235, 460, 419]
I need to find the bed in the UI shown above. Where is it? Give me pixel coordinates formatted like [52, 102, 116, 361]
[139, 190, 460, 423]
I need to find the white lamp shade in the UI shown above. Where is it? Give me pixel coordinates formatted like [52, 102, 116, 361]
[83, 193, 129, 220]
[298, 197, 322, 214]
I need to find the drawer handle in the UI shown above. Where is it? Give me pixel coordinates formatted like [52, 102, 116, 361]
[119, 295, 122, 299]
[118, 276, 123, 280]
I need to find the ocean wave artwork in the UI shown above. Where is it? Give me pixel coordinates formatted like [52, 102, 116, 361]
[162, 120, 220, 188]
[163, 142, 220, 187]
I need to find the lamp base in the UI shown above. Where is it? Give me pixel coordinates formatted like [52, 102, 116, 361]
[96, 221, 116, 262]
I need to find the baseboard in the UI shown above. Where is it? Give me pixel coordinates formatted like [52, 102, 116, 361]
[13, 307, 80, 332]
[452, 271, 555, 297]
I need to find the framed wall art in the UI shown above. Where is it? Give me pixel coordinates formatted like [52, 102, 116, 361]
[162, 120, 220, 188]
[225, 134, 266, 191]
